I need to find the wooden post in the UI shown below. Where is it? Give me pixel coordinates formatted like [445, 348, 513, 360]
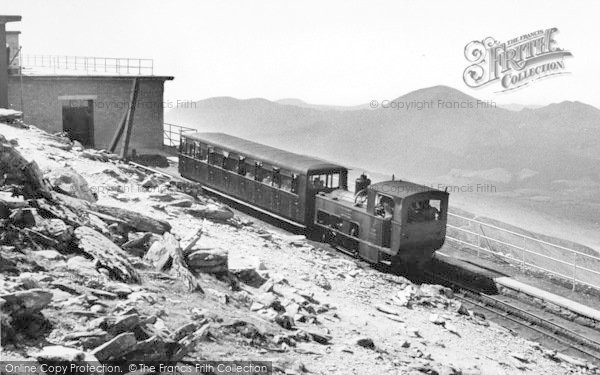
[108, 78, 137, 153]
[119, 78, 140, 160]
[108, 107, 128, 153]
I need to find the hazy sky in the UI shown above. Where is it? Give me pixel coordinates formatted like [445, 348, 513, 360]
[4, 0, 600, 107]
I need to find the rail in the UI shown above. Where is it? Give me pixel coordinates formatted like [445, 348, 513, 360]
[21, 55, 154, 75]
[427, 270, 600, 365]
[163, 122, 196, 148]
[443, 212, 600, 291]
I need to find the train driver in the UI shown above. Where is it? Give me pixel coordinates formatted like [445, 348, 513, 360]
[375, 195, 394, 219]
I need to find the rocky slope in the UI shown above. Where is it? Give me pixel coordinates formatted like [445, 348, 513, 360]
[0, 121, 597, 374]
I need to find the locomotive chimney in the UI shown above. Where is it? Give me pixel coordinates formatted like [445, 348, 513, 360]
[355, 172, 371, 193]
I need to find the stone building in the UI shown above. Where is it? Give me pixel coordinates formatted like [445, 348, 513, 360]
[2, 15, 174, 156]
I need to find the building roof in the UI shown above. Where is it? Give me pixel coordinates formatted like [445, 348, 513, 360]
[0, 16, 21, 24]
[16, 75, 174, 81]
[184, 132, 346, 174]
[369, 180, 447, 199]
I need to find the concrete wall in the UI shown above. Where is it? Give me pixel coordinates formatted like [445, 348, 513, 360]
[7, 76, 171, 154]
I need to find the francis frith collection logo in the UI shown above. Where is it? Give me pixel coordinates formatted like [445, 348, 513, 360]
[463, 28, 572, 92]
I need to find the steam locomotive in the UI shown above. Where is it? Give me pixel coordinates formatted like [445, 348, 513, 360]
[179, 132, 448, 270]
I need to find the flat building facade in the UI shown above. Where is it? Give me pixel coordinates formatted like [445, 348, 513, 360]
[7, 75, 173, 155]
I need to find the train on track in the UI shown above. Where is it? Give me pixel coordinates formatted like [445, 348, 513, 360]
[179, 132, 449, 270]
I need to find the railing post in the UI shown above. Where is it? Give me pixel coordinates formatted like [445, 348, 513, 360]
[573, 252, 577, 292]
[477, 233, 481, 257]
[521, 247, 525, 270]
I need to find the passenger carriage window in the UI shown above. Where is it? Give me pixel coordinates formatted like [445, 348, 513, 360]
[186, 141, 194, 156]
[223, 153, 239, 172]
[194, 142, 203, 160]
[238, 156, 247, 175]
[258, 163, 273, 185]
[208, 148, 225, 166]
[290, 174, 298, 194]
[317, 210, 328, 225]
[279, 169, 293, 192]
[309, 172, 341, 189]
[244, 160, 257, 179]
[197, 143, 208, 161]
[331, 173, 339, 188]
[349, 222, 359, 237]
[310, 175, 325, 189]
[253, 161, 263, 181]
[272, 167, 281, 188]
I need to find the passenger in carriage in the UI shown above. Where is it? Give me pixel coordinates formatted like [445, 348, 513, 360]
[262, 173, 273, 185]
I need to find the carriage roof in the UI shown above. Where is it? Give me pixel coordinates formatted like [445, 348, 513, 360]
[183, 132, 346, 174]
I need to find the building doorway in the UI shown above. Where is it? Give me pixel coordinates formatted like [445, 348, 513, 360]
[62, 99, 94, 147]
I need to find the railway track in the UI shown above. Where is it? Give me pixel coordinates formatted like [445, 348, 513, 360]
[425, 270, 600, 367]
[130, 160, 600, 367]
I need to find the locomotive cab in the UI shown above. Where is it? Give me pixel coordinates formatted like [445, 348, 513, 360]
[314, 179, 448, 270]
[367, 181, 448, 267]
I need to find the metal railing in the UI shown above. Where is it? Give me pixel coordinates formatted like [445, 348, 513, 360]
[443, 212, 600, 291]
[21, 55, 154, 75]
[163, 122, 196, 148]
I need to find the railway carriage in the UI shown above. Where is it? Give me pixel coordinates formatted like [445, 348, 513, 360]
[178, 132, 448, 269]
[179, 132, 348, 228]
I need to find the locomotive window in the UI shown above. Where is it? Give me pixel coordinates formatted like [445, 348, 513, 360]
[375, 194, 394, 218]
[330, 215, 343, 230]
[407, 199, 441, 223]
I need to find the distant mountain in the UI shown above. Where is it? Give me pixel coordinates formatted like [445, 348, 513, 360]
[166, 85, 600, 196]
[276, 98, 371, 111]
[500, 103, 543, 111]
